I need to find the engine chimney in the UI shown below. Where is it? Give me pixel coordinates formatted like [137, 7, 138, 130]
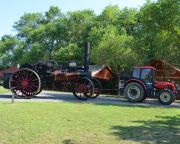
[84, 43, 90, 72]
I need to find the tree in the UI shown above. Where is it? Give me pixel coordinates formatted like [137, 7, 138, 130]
[134, 0, 180, 64]
[66, 10, 96, 46]
[116, 8, 138, 35]
[45, 6, 63, 22]
[0, 35, 22, 67]
[98, 5, 121, 27]
[28, 22, 59, 59]
[19, 43, 45, 64]
[0, 1, 179, 71]
[13, 12, 44, 39]
[91, 26, 138, 73]
[54, 44, 83, 62]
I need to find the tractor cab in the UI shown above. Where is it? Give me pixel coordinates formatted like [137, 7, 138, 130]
[133, 66, 155, 82]
[132, 66, 156, 97]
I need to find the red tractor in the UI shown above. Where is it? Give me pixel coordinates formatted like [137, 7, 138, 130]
[120, 66, 176, 105]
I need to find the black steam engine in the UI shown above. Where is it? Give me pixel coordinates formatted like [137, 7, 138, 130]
[3, 43, 102, 100]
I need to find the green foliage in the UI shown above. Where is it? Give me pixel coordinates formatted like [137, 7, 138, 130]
[116, 8, 138, 35]
[13, 12, 44, 38]
[134, 0, 180, 64]
[0, 35, 23, 67]
[19, 43, 45, 64]
[98, 5, 121, 26]
[91, 27, 138, 72]
[45, 6, 63, 22]
[0, 0, 179, 71]
[66, 10, 96, 46]
[55, 44, 83, 62]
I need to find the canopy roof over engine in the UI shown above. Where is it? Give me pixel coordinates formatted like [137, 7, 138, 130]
[91, 66, 114, 80]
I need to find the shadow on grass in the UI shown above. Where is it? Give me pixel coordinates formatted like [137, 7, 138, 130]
[63, 139, 76, 144]
[111, 115, 180, 144]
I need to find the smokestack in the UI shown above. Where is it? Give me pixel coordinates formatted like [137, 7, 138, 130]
[84, 42, 90, 72]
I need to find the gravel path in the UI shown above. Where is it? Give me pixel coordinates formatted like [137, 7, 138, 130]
[0, 91, 180, 108]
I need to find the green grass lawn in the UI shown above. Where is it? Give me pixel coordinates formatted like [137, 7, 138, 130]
[0, 102, 179, 144]
[0, 86, 9, 93]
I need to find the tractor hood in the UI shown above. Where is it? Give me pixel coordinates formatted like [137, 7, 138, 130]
[155, 81, 175, 92]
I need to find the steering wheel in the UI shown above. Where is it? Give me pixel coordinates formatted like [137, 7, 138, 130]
[46, 60, 58, 72]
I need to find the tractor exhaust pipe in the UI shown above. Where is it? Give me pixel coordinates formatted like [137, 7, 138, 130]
[84, 43, 90, 72]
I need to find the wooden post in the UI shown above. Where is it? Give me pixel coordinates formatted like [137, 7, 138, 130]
[12, 94, 14, 104]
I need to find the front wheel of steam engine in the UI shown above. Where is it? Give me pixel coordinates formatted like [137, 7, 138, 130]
[9, 68, 41, 99]
[73, 77, 94, 100]
[157, 89, 176, 105]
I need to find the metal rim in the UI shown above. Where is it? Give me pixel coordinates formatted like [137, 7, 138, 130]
[89, 78, 102, 98]
[73, 77, 94, 100]
[160, 92, 171, 103]
[9, 68, 41, 99]
[127, 86, 141, 99]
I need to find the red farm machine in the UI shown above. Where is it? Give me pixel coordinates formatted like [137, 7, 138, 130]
[3, 43, 102, 100]
[119, 66, 177, 105]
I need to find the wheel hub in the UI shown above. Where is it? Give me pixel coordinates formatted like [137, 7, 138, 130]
[131, 89, 138, 96]
[77, 84, 87, 93]
[160, 92, 171, 102]
[128, 86, 140, 99]
[21, 79, 29, 88]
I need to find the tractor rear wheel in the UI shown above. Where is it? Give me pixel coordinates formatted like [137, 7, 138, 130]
[157, 89, 175, 105]
[124, 82, 145, 102]
[9, 68, 41, 99]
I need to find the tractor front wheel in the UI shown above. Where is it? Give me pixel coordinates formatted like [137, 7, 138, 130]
[124, 82, 145, 102]
[157, 89, 175, 105]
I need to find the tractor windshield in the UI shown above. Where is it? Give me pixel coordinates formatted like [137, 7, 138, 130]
[133, 68, 141, 79]
[133, 68, 155, 81]
[141, 69, 154, 81]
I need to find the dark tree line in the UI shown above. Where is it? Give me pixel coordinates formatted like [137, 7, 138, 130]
[0, 0, 179, 72]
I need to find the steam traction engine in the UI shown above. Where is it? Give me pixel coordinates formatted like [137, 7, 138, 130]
[3, 44, 102, 100]
[120, 66, 176, 105]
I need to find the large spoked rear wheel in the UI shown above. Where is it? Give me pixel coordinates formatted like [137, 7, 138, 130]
[73, 77, 94, 100]
[124, 82, 145, 102]
[157, 89, 176, 105]
[9, 68, 41, 99]
[88, 78, 102, 99]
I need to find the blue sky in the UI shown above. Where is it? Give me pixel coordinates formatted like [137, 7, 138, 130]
[0, 0, 148, 38]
